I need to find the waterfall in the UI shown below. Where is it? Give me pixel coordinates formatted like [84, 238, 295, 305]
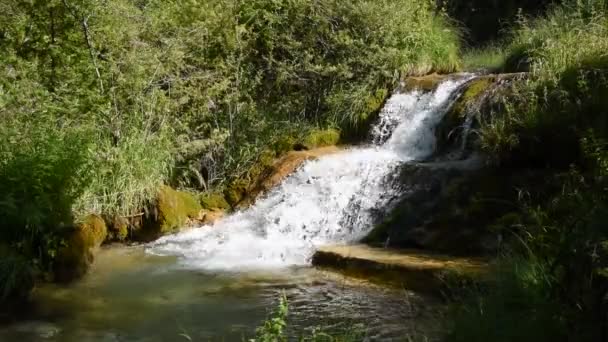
[146, 76, 472, 270]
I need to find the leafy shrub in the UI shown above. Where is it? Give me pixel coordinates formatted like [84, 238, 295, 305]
[0, 117, 93, 264]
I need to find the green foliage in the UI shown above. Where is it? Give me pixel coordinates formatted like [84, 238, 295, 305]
[253, 293, 289, 342]
[251, 295, 363, 342]
[0, 118, 94, 265]
[447, 4, 608, 340]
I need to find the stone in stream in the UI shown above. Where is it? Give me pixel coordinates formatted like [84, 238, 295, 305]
[312, 244, 488, 294]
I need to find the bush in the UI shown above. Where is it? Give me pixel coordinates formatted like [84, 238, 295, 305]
[0, 117, 93, 265]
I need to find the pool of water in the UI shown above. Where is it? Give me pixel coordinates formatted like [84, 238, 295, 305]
[0, 246, 442, 341]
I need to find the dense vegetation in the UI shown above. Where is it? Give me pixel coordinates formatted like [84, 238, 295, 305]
[448, 1, 608, 341]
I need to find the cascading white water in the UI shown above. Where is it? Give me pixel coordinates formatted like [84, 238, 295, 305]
[147, 76, 472, 270]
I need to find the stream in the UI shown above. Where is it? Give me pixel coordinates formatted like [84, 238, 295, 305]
[0, 76, 472, 341]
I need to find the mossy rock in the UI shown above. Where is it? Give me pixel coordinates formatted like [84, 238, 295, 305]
[402, 73, 447, 92]
[107, 216, 129, 242]
[54, 214, 108, 282]
[435, 76, 497, 156]
[200, 192, 230, 211]
[143, 186, 202, 238]
[451, 76, 495, 116]
[301, 128, 341, 150]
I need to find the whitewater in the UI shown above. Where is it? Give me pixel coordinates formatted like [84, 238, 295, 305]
[147, 76, 472, 270]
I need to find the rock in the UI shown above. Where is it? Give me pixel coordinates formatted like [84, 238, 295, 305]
[235, 146, 342, 208]
[434, 73, 528, 161]
[54, 214, 107, 281]
[365, 160, 550, 256]
[141, 186, 202, 240]
[401, 73, 447, 92]
[197, 208, 225, 225]
[107, 216, 129, 242]
[312, 244, 488, 293]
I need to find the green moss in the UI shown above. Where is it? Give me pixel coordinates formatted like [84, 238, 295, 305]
[302, 128, 341, 149]
[79, 214, 108, 248]
[452, 77, 494, 116]
[153, 186, 202, 235]
[402, 74, 446, 92]
[224, 179, 250, 208]
[200, 192, 230, 211]
[272, 135, 297, 155]
[54, 214, 108, 281]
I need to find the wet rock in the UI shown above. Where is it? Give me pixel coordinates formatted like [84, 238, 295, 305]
[312, 244, 488, 293]
[433, 73, 528, 161]
[364, 162, 516, 255]
[54, 214, 107, 281]
[366, 155, 554, 257]
[230, 146, 342, 209]
[401, 73, 447, 92]
[198, 208, 225, 225]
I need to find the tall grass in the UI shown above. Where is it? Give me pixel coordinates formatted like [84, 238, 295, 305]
[462, 45, 508, 72]
[447, 2, 608, 341]
[446, 256, 565, 342]
[478, 0, 608, 165]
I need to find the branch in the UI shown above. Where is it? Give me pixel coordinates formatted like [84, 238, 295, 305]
[62, 0, 104, 94]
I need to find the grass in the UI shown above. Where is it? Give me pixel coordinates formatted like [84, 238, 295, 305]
[473, 0, 608, 166]
[462, 45, 509, 72]
[446, 256, 566, 342]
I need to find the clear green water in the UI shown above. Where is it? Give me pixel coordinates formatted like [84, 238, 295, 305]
[0, 246, 441, 341]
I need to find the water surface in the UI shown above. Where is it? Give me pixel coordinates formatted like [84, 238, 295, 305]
[0, 247, 441, 341]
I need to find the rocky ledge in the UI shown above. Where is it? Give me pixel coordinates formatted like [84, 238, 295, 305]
[312, 244, 488, 294]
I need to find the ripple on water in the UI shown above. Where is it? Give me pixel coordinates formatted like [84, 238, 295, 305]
[0, 247, 443, 341]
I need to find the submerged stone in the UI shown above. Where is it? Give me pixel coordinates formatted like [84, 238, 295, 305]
[312, 244, 487, 293]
